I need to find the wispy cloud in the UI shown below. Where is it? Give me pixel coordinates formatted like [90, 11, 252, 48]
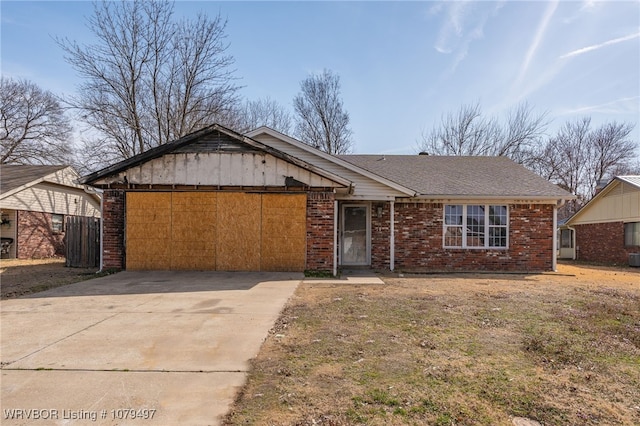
[559, 96, 640, 115]
[432, 1, 504, 73]
[513, 0, 559, 89]
[433, 1, 469, 54]
[560, 31, 640, 59]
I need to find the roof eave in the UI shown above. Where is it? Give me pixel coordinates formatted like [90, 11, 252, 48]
[410, 194, 576, 201]
[246, 127, 416, 196]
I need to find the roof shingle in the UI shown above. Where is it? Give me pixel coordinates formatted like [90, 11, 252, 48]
[337, 155, 572, 198]
[0, 165, 67, 195]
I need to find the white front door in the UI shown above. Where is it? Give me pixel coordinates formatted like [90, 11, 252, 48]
[341, 204, 370, 266]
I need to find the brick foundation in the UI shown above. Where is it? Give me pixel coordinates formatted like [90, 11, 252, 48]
[306, 192, 335, 272]
[574, 221, 640, 265]
[16, 211, 64, 259]
[102, 189, 126, 269]
[391, 203, 554, 272]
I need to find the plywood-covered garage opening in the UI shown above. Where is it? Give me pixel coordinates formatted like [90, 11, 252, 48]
[125, 192, 306, 271]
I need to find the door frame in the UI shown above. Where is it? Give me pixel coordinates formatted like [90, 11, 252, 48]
[339, 202, 371, 266]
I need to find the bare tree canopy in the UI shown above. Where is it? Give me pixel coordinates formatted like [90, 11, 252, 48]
[418, 101, 548, 164]
[0, 77, 73, 165]
[293, 69, 353, 154]
[58, 0, 240, 166]
[531, 117, 637, 216]
[234, 97, 292, 134]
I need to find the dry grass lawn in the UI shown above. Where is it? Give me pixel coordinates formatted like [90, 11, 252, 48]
[225, 263, 640, 425]
[0, 258, 99, 299]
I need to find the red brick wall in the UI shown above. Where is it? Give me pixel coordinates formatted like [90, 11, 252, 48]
[574, 221, 640, 265]
[306, 192, 335, 272]
[16, 211, 64, 259]
[102, 189, 126, 269]
[390, 203, 554, 272]
[371, 202, 391, 269]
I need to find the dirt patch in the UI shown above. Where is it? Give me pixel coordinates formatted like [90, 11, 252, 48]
[224, 263, 640, 425]
[0, 258, 99, 299]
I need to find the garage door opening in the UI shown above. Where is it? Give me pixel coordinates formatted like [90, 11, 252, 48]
[126, 192, 306, 271]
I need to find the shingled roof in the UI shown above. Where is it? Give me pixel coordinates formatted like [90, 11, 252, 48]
[337, 155, 572, 199]
[0, 165, 67, 195]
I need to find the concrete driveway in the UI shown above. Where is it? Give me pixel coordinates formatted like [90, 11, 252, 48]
[1, 271, 302, 425]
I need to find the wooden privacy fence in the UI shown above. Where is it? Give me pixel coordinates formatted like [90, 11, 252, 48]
[65, 216, 100, 268]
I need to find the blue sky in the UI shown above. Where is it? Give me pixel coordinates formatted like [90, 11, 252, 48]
[2, 1, 639, 155]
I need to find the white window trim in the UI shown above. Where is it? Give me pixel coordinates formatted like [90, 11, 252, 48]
[443, 204, 509, 250]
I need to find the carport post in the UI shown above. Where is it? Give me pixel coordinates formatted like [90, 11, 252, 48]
[390, 201, 394, 271]
[333, 200, 338, 277]
[552, 202, 558, 272]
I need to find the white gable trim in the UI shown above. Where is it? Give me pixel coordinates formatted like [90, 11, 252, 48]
[246, 127, 416, 197]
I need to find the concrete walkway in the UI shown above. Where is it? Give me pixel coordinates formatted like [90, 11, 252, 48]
[1, 271, 302, 425]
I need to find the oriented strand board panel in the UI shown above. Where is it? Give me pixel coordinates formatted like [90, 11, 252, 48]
[216, 193, 261, 271]
[171, 192, 217, 270]
[261, 194, 307, 271]
[126, 192, 172, 270]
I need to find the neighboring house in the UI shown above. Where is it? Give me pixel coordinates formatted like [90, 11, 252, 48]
[0, 165, 101, 259]
[80, 124, 573, 274]
[559, 176, 640, 265]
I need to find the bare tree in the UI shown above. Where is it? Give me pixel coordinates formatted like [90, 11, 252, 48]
[531, 117, 637, 217]
[0, 77, 73, 165]
[587, 121, 637, 193]
[234, 97, 292, 134]
[418, 101, 548, 164]
[293, 69, 353, 154]
[58, 0, 240, 165]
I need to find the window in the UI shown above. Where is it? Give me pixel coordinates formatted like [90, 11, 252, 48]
[52, 214, 64, 233]
[560, 229, 573, 249]
[624, 222, 640, 246]
[444, 205, 508, 248]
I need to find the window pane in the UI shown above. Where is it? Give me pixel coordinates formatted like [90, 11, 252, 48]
[489, 227, 507, 247]
[445, 226, 462, 247]
[489, 205, 507, 225]
[560, 229, 573, 248]
[466, 205, 484, 247]
[445, 205, 462, 225]
[625, 222, 640, 246]
[52, 214, 64, 233]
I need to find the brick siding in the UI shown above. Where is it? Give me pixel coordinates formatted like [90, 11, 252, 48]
[16, 211, 64, 259]
[306, 191, 335, 272]
[371, 202, 391, 269]
[390, 203, 554, 272]
[574, 221, 640, 265]
[102, 189, 126, 269]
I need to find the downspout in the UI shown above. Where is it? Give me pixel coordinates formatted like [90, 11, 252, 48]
[390, 200, 395, 271]
[83, 186, 104, 273]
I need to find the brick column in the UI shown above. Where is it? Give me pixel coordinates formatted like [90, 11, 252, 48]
[306, 191, 335, 273]
[102, 189, 125, 269]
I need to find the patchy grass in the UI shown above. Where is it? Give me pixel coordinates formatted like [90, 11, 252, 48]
[225, 265, 640, 425]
